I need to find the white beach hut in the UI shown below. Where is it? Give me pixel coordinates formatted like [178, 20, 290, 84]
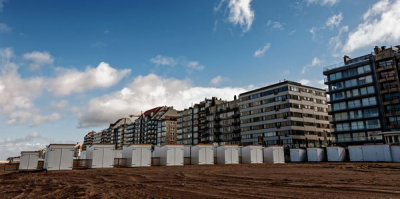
[241, 145, 263, 164]
[290, 148, 307, 162]
[19, 151, 40, 170]
[191, 144, 214, 165]
[44, 144, 75, 170]
[217, 145, 239, 164]
[86, 144, 115, 168]
[307, 148, 325, 162]
[123, 144, 152, 167]
[154, 145, 184, 166]
[264, 146, 285, 164]
[327, 147, 346, 162]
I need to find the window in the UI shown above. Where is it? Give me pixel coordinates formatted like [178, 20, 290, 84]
[330, 82, 344, 91]
[351, 121, 364, 130]
[362, 97, 377, 106]
[353, 132, 366, 141]
[345, 79, 357, 88]
[334, 112, 348, 121]
[329, 72, 342, 81]
[364, 108, 379, 118]
[358, 75, 373, 85]
[332, 92, 345, 100]
[333, 102, 346, 111]
[349, 110, 362, 119]
[366, 119, 380, 129]
[348, 100, 361, 108]
[336, 123, 349, 131]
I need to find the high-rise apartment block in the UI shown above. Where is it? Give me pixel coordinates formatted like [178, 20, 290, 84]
[134, 106, 178, 145]
[239, 81, 333, 147]
[324, 45, 400, 146]
[176, 97, 241, 145]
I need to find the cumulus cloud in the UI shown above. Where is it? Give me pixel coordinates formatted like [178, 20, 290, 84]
[342, 0, 400, 53]
[150, 55, 178, 67]
[186, 61, 205, 71]
[0, 132, 45, 161]
[301, 57, 323, 74]
[79, 74, 247, 127]
[326, 13, 343, 29]
[299, 79, 325, 88]
[49, 62, 131, 96]
[306, 0, 339, 6]
[0, 22, 11, 33]
[267, 20, 284, 30]
[0, 48, 61, 126]
[210, 75, 225, 86]
[216, 0, 254, 32]
[254, 43, 271, 57]
[23, 51, 54, 70]
[329, 25, 349, 56]
[150, 55, 206, 71]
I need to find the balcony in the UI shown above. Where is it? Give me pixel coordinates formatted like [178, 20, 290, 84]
[378, 76, 396, 83]
[376, 65, 394, 72]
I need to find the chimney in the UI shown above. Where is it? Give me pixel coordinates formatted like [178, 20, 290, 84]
[374, 46, 381, 54]
[381, 46, 386, 50]
[343, 55, 351, 64]
[234, 95, 237, 100]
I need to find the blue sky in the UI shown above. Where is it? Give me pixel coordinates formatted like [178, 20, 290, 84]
[1, 0, 399, 160]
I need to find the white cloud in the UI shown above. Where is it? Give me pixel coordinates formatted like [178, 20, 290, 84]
[267, 20, 284, 30]
[254, 43, 271, 57]
[0, 132, 75, 161]
[301, 57, 323, 74]
[0, 48, 61, 126]
[311, 57, 321, 66]
[7, 111, 61, 125]
[0, 132, 45, 161]
[299, 79, 325, 88]
[187, 61, 205, 71]
[329, 25, 349, 56]
[49, 62, 131, 96]
[150, 55, 206, 71]
[210, 75, 225, 86]
[0, 22, 11, 33]
[23, 51, 54, 70]
[150, 55, 178, 67]
[309, 27, 317, 40]
[342, 0, 400, 53]
[227, 0, 255, 32]
[79, 74, 247, 127]
[326, 13, 343, 29]
[306, 0, 339, 6]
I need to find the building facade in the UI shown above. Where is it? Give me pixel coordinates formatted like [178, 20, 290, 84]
[176, 97, 231, 145]
[133, 106, 178, 145]
[108, 118, 133, 149]
[239, 81, 333, 147]
[373, 46, 400, 131]
[324, 45, 400, 146]
[82, 131, 95, 150]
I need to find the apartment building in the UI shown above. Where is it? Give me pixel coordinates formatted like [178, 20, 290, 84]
[108, 118, 133, 149]
[239, 81, 333, 147]
[210, 99, 241, 145]
[323, 45, 400, 146]
[82, 131, 95, 150]
[323, 54, 383, 145]
[177, 97, 225, 145]
[93, 130, 108, 144]
[133, 106, 178, 145]
[373, 46, 400, 131]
